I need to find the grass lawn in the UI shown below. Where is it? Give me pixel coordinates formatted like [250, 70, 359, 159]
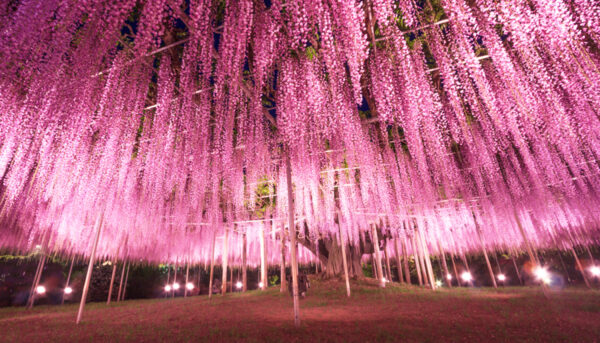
[1, 278, 599, 342]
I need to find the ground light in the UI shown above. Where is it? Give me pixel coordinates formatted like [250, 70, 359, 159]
[64, 286, 73, 294]
[460, 271, 472, 282]
[446, 273, 452, 280]
[590, 266, 600, 277]
[172, 282, 180, 290]
[235, 281, 243, 289]
[185, 282, 194, 290]
[497, 274, 506, 281]
[534, 266, 551, 284]
[164, 285, 172, 292]
[36, 285, 46, 294]
[258, 282, 264, 288]
[435, 280, 443, 287]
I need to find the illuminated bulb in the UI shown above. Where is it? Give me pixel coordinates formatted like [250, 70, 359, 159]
[446, 273, 452, 280]
[461, 271, 472, 282]
[185, 282, 194, 290]
[36, 285, 46, 294]
[534, 267, 551, 285]
[590, 266, 600, 277]
[258, 282, 264, 288]
[35, 245, 42, 250]
[236, 281, 243, 289]
[164, 285, 172, 292]
[435, 280, 443, 287]
[497, 274, 506, 281]
[381, 277, 387, 283]
[64, 286, 73, 294]
[172, 282, 180, 290]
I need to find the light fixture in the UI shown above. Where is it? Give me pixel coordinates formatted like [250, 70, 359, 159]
[461, 271, 472, 282]
[446, 273, 452, 280]
[236, 281, 243, 289]
[64, 286, 73, 294]
[534, 267, 551, 284]
[590, 266, 600, 277]
[164, 285, 172, 292]
[381, 277, 387, 283]
[497, 274, 506, 281]
[185, 282, 194, 290]
[36, 285, 46, 294]
[172, 282, 180, 290]
[435, 280, 443, 287]
[258, 282, 264, 288]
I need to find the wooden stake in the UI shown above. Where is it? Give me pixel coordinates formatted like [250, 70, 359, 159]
[285, 153, 301, 327]
[437, 241, 452, 288]
[475, 227, 497, 288]
[62, 255, 75, 305]
[338, 224, 351, 297]
[450, 250, 461, 286]
[242, 233, 247, 292]
[184, 263, 190, 297]
[280, 227, 287, 293]
[121, 263, 130, 301]
[384, 237, 392, 283]
[570, 246, 592, 289]
[118, 261, 127, 301]
[401, 236, 411, 284]
[371, 224, 385, 287]
[411, 235, 423, 286]
[208, 230, 216, 299]
[259, 224, 267, 290]
[76, 213, 104, 324]
[417, 228, 436, 290]
[27, 254, 46, 309]
[394, 238, 403, 283]
[221, 228, 229, 295]
[107, 262, 117, 305]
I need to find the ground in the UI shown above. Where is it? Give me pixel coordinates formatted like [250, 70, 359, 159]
[1, 279, 599, 342]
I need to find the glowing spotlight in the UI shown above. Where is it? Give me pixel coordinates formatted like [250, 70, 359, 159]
[36, 285, 46, 294]
[446, 273, 453, 281]
[534, 267, 551, 284]
[590, 266, 600, 277]
[172, 282, 180, 290]
[64, 286, 73, 294]
[497, 274, 506, 281]
[236, 281, 243, 289]
[435, 280, 443, 287]
[258, 282, 264, 288]
[381, 277, 388, 283]
[185, 282, 194, 290]
[460, 271, 472, 282]
[35, 245, 42, 250]
[164, 285, 172, 292]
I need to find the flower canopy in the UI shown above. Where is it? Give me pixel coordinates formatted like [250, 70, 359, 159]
[0, 0, 599, 264]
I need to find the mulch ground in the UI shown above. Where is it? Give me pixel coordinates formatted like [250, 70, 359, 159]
[1, 278, 599, 342]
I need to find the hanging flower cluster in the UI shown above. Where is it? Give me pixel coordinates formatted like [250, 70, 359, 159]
[0, 0, 599, 265]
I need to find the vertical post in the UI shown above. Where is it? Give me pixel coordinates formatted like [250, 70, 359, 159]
[371, 224, 385, 287]
[450, 250, 461, 286]
[242, 233, 247, 292]
[384, 237, 392, 282]
[76, 213, 104, 324]
[27, 254, 46, 309]
[511, 253, 523, 285]
[208, 230, 216, 299]
[415, 231, 429, 286]
[417, 228, 436, 290]
[570, 246, 591, 289]
[394, 238, 404, 283]
[286, 153, 301, 327]
[121, 263, 130, 301]
[411, 235, 423, 286]
[118, 262, 127, 301]
[62, 255, 75, 305]
[184, 263, 190, 297]
[401, 236, 411, 284]
[259, 225, 267, 290]
[437, 241, 451, 288]
[473, 213, 497, 288]
[280, 227, 287, 293]
[107, 262, 117, 305]
[221, 228, 229, 295]
[338, 224, 351, 297]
